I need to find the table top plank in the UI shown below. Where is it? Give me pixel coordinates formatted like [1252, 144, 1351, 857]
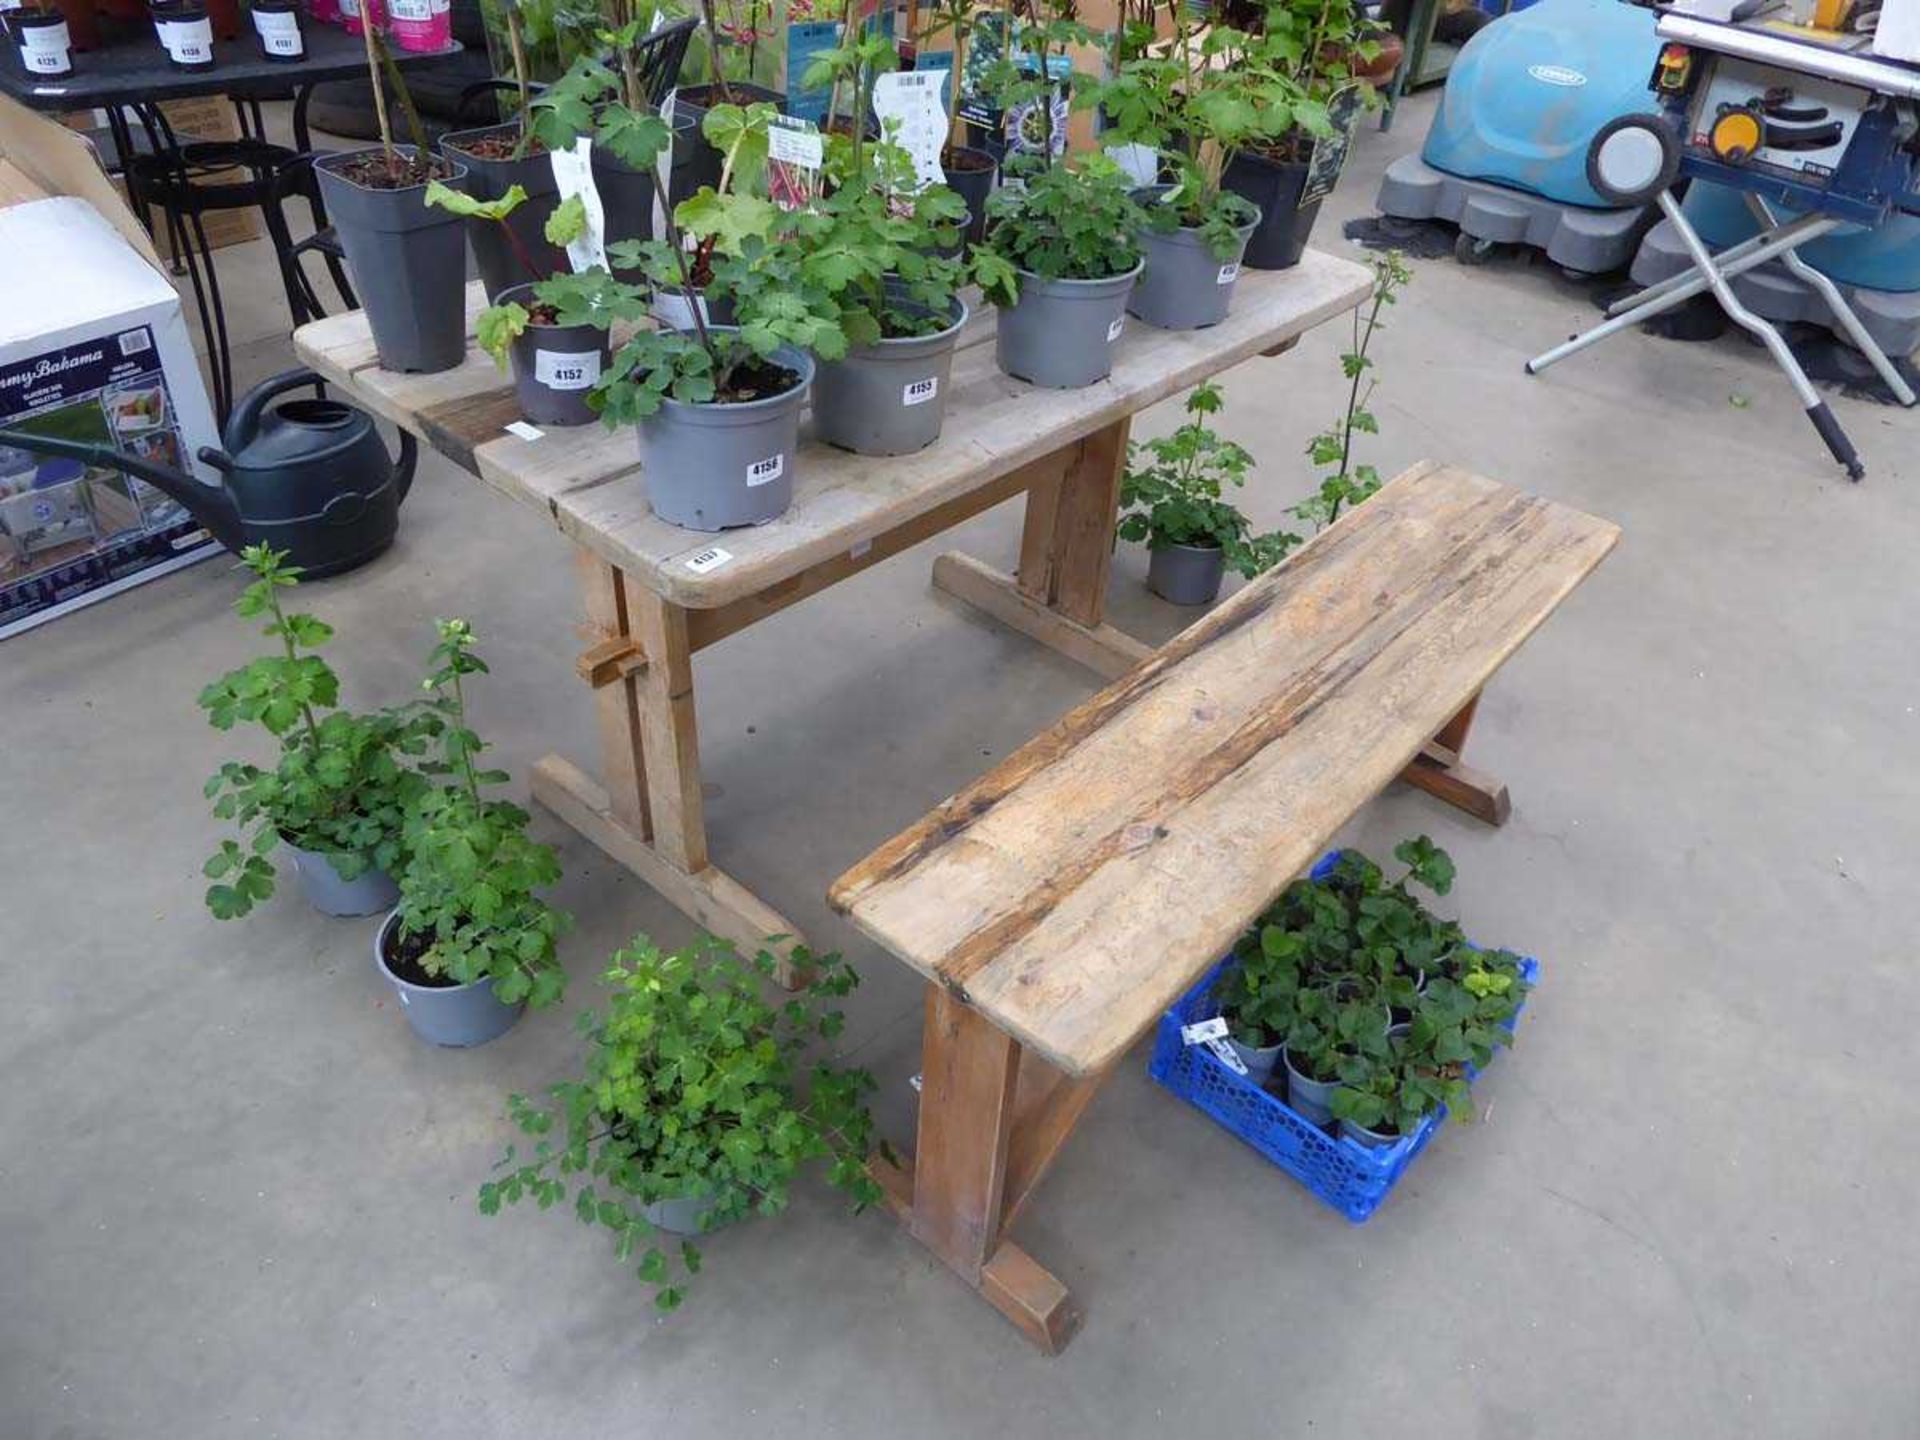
[294, 249, 1374, 609]
[829, 463, 1620, 1077]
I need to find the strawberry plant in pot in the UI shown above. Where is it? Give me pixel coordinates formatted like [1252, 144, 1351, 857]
[426, 184, 625, 426]
[440, 0, 571, 301]
[479, 933, 881, 1311]
[313, 28, 472, 372]
[1117, 382, 1295, 605]
[1219, 0, 1384, 271]
[1097, 7, 1273, 329]
[378, 619, 571, 1048]
[199, 546, 437, 921]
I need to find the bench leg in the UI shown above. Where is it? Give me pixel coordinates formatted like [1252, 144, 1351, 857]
[531, 552, 811, 985]
[870, 987, 1087, 1354]
[931, 418, 1153, 682]
[1398, 692, 1512, 826]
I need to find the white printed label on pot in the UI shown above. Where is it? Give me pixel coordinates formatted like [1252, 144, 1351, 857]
[549, 138, 609, 275]
[684, 546, 733, 574]
[745, 453, 784, 487]
[1216, 262, 1240, 285]
[534, 349, 600, 390]
[901, 376, 938, 407]
[1106, 316, 1125, 344]
[253, 9, 303, 54]
[19, 23, 70, 71]
[388, 0, 430, 17]
[1180, 1016, 1229, 1046]
[163, 19, 213, 62]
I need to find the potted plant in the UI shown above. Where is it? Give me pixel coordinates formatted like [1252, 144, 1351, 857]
[440, 0, 571, 301]
[1097, 8, 1272, 329]
[478, 933, 881, 1312]
[1221, 0, 1385, 270]
[916, 0, 998, 244]
[670, 0, 788, 206]
[424, 184, 626, 427]
[1215, 925, 1306, 1084]
[199, 546, 436, 921]
[314, 25, 471, 372]
[376, 619, 571, 1047]
[1117, 382, 1295, 605]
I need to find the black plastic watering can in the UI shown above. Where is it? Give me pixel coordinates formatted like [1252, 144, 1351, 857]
[0, 368, 416, 578]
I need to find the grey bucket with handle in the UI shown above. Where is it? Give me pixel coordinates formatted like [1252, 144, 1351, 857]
[286, 841, 398, 917]
[373, 909, 527, 1048]
[995, 262, 1142, 389]
[314, 147, 471, 374]
[812, 295, 967, 456]
[637, 336, 814, 531]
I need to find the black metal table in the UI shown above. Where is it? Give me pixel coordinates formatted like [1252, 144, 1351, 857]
[0, 24, 463, 419]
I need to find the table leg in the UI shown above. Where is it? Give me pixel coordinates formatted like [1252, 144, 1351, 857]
[870, 987, 1084, 1354]
[931, 418, 1154, 682]
[1398, 690, 1512, 826]
[530, 552, 811, 984]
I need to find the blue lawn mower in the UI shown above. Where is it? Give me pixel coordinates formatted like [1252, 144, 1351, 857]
[1376, 0, 1664, 272]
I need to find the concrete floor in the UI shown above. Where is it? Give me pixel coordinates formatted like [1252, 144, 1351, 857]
[6, 89, 1920, 1440]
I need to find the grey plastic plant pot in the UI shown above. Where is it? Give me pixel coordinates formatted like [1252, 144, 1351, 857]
[1147, 541, 1227, 606]
[943, 146, 997, 247]
[440, 124, 568, 302]
[812, 295, 968, 456]
[373, 909, 526, 1048]
[1226, 1034, 1282, 1086]
[591, 146, 656, 282]
[314, 147, 471, 373]
[636, 336, 814, 531]
[285, 841, 398, 918]
[640, 1189, 730, 1235]
[1283, 1048, 1339, 1128]
[1339, 1118, 1409, 1151]
[1223, 149, 1323, 272]
[995, 262, 1142, 389]
[1128, 187, 1256, 331]
[495, 283, 608, 427]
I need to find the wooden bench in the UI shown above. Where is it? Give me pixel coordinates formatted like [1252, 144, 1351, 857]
[829, 461, 1619, 1352]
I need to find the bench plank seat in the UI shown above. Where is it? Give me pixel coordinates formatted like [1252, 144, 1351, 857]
[830, 461, 1619, 1079]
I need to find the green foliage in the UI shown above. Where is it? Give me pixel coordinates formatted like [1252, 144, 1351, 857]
[475, 301, 529, 372]
[478, 934, 881, 1310]
[1243, 0, 1390, 160]
[198, 546, 436, 920]
[422, 179, 528, 223]
[529, 54, 673, 168]
[1217, 836, 1530, 1135]
[545, 192, 587, 248]
[981, 153, 1148, 295]
[1117, 382, 1297, 580]
[1291, 249, 1409, 531]
[391, 620, 570, 1007]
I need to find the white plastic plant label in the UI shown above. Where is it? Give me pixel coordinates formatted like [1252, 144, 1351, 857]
[746, 453, 784, 487]
[252, 8, 302, 55]
[1105, 142, 1158, 188]
[533, 350, 600, 390]
[1206, 1036, 1250, 1075]
[1216, 262, 1240, 285]
[871, 71, 947, 188]
[548, 138, 609, 275]
[1106, 316, 1125, 344]
[504, 420, 544, 441]
[684, 546, 733, 574]
[1180, 1016, 1230, 1046]
[901, 377, 938, 407]
[767, 118, 823, 211]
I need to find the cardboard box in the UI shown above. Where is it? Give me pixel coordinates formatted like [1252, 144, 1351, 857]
[0, 102, 223, 642]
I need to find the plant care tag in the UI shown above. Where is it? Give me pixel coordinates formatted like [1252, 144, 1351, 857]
[534, 349, 600, 390]
[901, 376, 938, 407]
[1181, 1016, 1230, 1046]
[549, 138, 609, 275]
[684, 546, 733, 574]
[1206, 1036, 1250, 1075]
[746, 453, 784, 487]
[1105, 142, 1158, 187]
[1216, 262, 1240, 285]
[504, 420, 544, 441]
[1106, 316, 1125, 344]
[767, 117, 823, 211]
[871, 70, 947, 188]
[252, 7, 302, 56]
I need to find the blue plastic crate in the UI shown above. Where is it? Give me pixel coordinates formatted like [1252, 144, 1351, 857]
[1147, 852, 1538, 1222]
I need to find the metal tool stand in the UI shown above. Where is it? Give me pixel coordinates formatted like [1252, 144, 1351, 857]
[1530, 188, 1914, 479]
[1526, 9, 1920, 480]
